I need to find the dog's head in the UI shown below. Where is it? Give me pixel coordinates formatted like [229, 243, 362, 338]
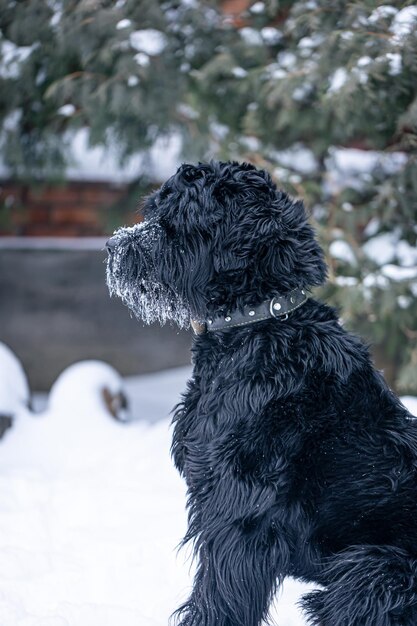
[106, 161, 327, 327]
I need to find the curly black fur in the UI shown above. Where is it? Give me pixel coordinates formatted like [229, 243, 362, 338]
[106, 161, 417, 625]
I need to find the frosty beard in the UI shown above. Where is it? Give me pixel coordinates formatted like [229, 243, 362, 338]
[106, 220, 191, 329]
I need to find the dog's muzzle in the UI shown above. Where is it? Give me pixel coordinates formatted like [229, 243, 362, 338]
[105, 236, 118, 253]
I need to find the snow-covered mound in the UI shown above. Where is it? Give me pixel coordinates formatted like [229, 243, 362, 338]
[0, 363, 414, 625]
[0, 342, 30, 418]
[48, 360, 129, 422]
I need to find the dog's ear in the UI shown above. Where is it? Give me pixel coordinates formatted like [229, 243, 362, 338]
[278, 197, 328, 288]
[260, 197, 328, 289]
[213, 193, 327, 290]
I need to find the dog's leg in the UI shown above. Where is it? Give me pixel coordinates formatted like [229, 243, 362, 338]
[300, 545, 417, 626]
[172, 520, 289, 626]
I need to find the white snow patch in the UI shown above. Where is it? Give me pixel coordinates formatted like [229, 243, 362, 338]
[241, 135, 261, 151]
[57, 104, 76, 117]
[364, 217, 380, 238]
[267, 63, 287, 79]
[176, 103, 199, 120]
[250, 1, 265, 14]
[272, 143, 318, 175]
[368, 5, 398, 24]
[363, 232, 397, 265]
[298, 37, 315, 49]
[50, 6, 62, 28]
[328, 148, 407, 176]
[231, 67, 248, 78]
[292, 84, 312, 102]
[261, 27, 282, 45]
[129, 30, 167, 56]
[116, 19, 132, 30]
[385, 52, 402, 75]
[133, 52, 150, 67]
[209, 121, 229, 140]
[239, 27, 263, 46]
[63, 128, 182, 183]
[363, 272, 389, 289]
[329, 240, 357, 265]
[47, 361, 127, 420]
[363, 232, 417, 267]
[391, 6, 417, 42]
[328, 68, 349, 93]
[334, 276, 359, 287]
[2, 109, 22, 132]
[397, 240, 417, 267]
[0, 40, 36, 79]
[277, 51, 297, 70]
[127, 75, 139, 87]
[381, 264, 417, 281]
[397, 295, 412, 309]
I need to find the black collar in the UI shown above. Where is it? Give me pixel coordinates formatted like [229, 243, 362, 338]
[191, 287, 309, 335]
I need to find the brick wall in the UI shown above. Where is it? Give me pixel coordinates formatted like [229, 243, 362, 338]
[0, 180, 140, 237]
[221, 0, 250, 24]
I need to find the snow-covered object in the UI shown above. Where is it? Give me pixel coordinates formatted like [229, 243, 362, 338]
[368, 5, 398, 24]
[239, 27, 263, 46]
[385, 52, 402, 75]
[250, 1, 265, 14]
[329, 240, 357, 265]
[390, 6, 417, 42]
[57, 103, 76, 117]
[328, 68, 349, 93]
[0, 342, 30, 418]
[48, 360, 129, 422]
[363, 231, 417, 267]
[272, 143, 318, 175]
[329, 148, 406, 175]
[62, 128, 182, 183]
[129, 29, 167, 56]
[324, 148, 407, 193]
[116, 19, 132, 30]
[0, 39, 36, 80]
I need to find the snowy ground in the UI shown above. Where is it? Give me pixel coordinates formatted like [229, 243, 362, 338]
[1, 349, 416, 626]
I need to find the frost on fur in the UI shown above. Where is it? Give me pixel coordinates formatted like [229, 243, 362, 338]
[106, 220, 190, 328]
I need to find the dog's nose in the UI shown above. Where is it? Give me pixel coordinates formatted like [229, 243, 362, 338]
[106, 236, 117, 254]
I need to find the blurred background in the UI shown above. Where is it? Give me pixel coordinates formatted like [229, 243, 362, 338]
[0, 0, 416, 393]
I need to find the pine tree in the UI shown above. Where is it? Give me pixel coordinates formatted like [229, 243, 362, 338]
[1, 0, 416, 391]
[193, 0, 417, 392]
[0, 0, 233, 177]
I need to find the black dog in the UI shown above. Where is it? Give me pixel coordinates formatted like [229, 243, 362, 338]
[106, 161, 417, 625]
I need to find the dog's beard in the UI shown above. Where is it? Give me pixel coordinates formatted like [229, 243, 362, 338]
[106, 221, 190, 329]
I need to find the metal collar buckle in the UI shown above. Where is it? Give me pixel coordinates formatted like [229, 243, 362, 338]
[269, 296, 288, 320]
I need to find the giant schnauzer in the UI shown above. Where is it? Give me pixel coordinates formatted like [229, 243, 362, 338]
[106, 161, 417, 625]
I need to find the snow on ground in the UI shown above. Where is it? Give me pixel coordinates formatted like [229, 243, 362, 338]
[0, 353, 416, 626]
[0, 360, 313, 626]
